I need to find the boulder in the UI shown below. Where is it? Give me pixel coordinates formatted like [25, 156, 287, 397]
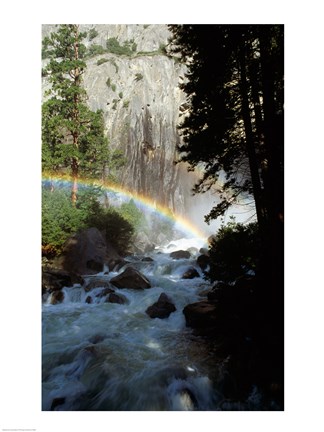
[182, 267, 200, 279]
[183, 301, 218, 328]
[42, 269, 83, 294]
[110, 266, 151, 289]
[131, 232, 155, 254]
[60, 227, 122, 275]
[105, 292, 128, 304]
[142, 256, 154, 262]
[61, 227, 106, 275]
[50, 290, 65, 305]
[84, 278, 114, 292]
[95, 287, 115, 298]
[146, 293, 176, 318]
[170, 250, 191, 260]
[196, 254, 210, 270]
[85, 296, 93, 304]
[50, 397, 66, 411]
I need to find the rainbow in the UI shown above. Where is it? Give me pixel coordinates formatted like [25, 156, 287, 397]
[42, 173, 209, 242]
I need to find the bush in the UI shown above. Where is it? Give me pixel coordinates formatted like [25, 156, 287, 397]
[89, 28, 99, 41]
[87, 44, 106, 57]
[97, 57, 108, 66]
[134, 72, 143, 81]
[106, 37, 134, 56]
[117, 199, 147, 232]
[42, 188, 87, 256]
[123, 100, 130, 109]
[42, 185, 135, 257]
[206, 219, 260, 283]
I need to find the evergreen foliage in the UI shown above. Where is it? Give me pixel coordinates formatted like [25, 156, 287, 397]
[118, 199, 146, 231]
[106, 37, 135, 56]
[42, 25, 122, 201]
[207, 219, 260, 283]
[88, 27, 99, 41]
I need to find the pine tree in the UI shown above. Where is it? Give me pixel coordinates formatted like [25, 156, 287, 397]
[42, 25, 114, 203]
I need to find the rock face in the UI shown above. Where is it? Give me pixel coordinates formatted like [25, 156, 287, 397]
[41, 24, 200, 214]
[146, 293, 176, 318]
[110, 266, 151, 289]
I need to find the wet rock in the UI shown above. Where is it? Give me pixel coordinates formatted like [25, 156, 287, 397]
[146, 293, 176, 319]
[50, 290, 65, 305]
[182, 267, 200, 279]
[95, 287, 115, 298]
[142, 256, 154, 262]
[183, 301, 218, 328]
[170, 250, 191, 260]
[50, 397, 65, 411]
[88, 334, 106, 344]
[42, 269, 83, 293]
[196, 254, 210, 270]
[84, 278, 114, 292]
[86, 259, 104, 273]
[105, 292, 128, 304]
[110, 266, 151, 289]
[85, 296, 93, 304]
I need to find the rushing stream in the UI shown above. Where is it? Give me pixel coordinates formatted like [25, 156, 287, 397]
[42, 238, 263, 411]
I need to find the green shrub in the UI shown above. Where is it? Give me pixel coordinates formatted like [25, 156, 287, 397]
[117, 199, 146, 231]
[123, 100, 130, 108]
[206, 218, 260, 283]
[89, 27, 99, 41]
[106, 37, 134, 56]
[111, 83, 116, 92]
[106, 77, 111, 87]
[97, 57, 108, 66]
[134, 72, 143, 81]
[118, 92, 123, 99]
[87, 44, 106, 57]
[42, 185, 135, 257]
[112, 98, 118, 110]
[42, 188, 87, 256]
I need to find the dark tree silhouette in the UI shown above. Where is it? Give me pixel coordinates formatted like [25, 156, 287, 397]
[169, 24, 284, 401]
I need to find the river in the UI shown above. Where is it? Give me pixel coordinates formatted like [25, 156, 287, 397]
[42, 237, 264, 411]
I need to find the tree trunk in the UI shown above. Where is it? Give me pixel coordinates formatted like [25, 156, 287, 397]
[238, 40, 267, 231]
